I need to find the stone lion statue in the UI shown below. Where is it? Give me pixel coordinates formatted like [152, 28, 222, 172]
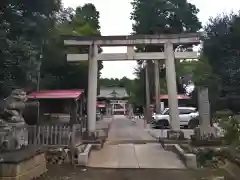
[0, 89, 37, 151]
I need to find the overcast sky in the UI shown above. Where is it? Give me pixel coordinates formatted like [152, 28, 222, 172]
[63, 0, 240, 79]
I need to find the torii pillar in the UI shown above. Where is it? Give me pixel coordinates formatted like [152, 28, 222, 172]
[154, 60, 161, 114]
[165, 41, 181, 130]
[87, 43, 98, 133]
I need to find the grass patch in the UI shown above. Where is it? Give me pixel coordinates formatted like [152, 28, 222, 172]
[215, 109, 234, 118]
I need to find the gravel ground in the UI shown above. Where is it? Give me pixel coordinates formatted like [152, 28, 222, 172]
[38, 165, 236, 180]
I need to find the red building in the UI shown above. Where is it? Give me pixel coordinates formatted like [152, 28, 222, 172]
[154, 94, 191, 109]
[98, 87, 129, 115]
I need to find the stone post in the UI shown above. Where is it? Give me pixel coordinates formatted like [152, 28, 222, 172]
[164, 41, 180, 130]
[198, 87, 212, 136]
[87, 43, 98, 133]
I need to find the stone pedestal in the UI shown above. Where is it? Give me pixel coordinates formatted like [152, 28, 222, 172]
[8, 122, 28, 150]
[0, 147, 46, 180]
[167, 130, 184, 140]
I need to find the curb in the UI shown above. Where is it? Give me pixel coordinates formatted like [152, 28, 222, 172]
[74, 144, 92, 166]
[164, 144, 197, 169]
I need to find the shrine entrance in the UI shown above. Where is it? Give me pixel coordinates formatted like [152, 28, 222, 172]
[63, 33, 200, 135]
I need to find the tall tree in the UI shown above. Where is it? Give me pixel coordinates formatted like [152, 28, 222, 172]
[130, 0, 202, 106]
[203, 12, 240, 95]
[202, 12, 240, 112]
[0, 2, 103, 97]
[99, 77, 134, 94]
[75, 3, 100, 31]
[40, 4, 103, 93]
[131, 0, 201, 34]
[0, 0, 61, 96]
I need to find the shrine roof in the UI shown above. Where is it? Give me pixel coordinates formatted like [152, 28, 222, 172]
[98, 87, 129, 99]
[28, 89, 84, 100]
[154, 94, 191, 100]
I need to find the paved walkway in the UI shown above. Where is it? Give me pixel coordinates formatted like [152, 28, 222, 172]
[88, 115, 185, 169]
[106, 115, 153, 143]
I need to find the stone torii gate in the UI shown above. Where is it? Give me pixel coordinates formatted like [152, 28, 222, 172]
[63, 33, 200, 136]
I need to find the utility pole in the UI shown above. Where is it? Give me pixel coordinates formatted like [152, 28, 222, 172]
[154, 60, 161, 113]
[36, 40, 43, 124]
[37, 41, 43, 92]
[36, 59, 41, 92]
[144, 61, 151, 124]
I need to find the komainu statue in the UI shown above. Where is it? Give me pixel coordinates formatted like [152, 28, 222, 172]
[0, 89, 38, 151]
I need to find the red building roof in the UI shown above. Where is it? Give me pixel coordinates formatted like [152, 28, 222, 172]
[97, 104, 106, 108]
[28, 89, 84, 99]
[155, 94, 190, 100]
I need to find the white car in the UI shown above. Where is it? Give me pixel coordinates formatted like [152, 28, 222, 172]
[152, 107, 199, 129]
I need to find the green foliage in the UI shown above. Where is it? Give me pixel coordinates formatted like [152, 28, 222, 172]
[0, 1, 103, 96]
[75, 4, 100, 31]
[131, 0, 201, 34]
[196, 148, 225, 168]
[192, 57, 219, 87]
[199, 12, 240, 113]
[203, 12, 240, 97]
[100, 77, 130, 88]
[215, 109, 234, 118]
[130, 0, 202, 105]
[41, 4, 102, 92]
[0, 0, 61, 96]
[223, 116, 240, 146]
[175, 60, 197, 78]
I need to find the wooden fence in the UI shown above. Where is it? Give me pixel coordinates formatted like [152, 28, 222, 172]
[0, 123, 86, 149]
[27, 124, 82, 147]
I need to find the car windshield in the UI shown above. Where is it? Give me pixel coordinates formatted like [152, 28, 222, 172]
[179, 108, 196, 114]
[160, 107, 197, 115]
[161, 109, 169, 115]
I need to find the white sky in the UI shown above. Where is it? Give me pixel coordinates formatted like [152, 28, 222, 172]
[63, 0, 240, 79]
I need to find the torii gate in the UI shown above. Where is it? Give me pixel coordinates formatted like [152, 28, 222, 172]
[63, 33, 200, 136]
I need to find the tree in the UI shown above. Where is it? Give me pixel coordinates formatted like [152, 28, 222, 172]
[75, 4, 100, 31]
[0, 0, 61, 96]
[184, 56, 221, 113]
[130, 0, 202, 106]
[40, 4, 103, 93]
[202, 12, 240, 112]
[0, 2, 103, 97]
[99, 77, 135, 94]
[131, 0, 201, 34]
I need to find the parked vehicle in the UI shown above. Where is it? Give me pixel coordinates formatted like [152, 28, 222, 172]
[152, 107, 199, 129]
